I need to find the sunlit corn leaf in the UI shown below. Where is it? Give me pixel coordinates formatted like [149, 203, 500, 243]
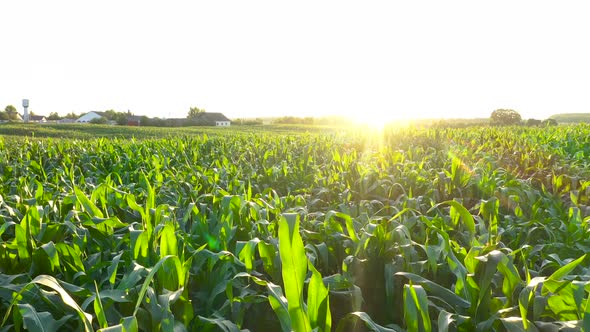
[307, 261, 331, 332]
[74, 186, 104, 218]
[237, 238, 261, 271]
[278, 213, 311, 332]
[94, 281, 108, 329]
[159, 223, 178, 258]
[543, 254, 587, 295]
[403, 284, 431, 332]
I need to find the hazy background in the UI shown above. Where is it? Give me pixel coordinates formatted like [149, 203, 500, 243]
[1, 1, 589, 122]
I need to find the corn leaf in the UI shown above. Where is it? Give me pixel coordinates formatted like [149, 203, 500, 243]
[278, 213, 310, 332]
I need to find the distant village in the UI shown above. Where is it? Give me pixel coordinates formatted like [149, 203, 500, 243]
[0, 105, 232, 127]
[0, 104, 359, 127]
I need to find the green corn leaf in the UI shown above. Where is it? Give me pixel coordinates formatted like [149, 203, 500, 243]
[266, 282, 292, 332]
[17, 304, 70, 332]
[258, 240, 278, 278]
[499, 317, 537, 332]
[307, 261, 331, 332]
[335, 311, 403, 332]
[107, 252, 123, 285]
[429, 200, 475, 238]
[237, 238, 260, 271]
[326, 211, 359, 243]
[94, 281, 108, 329]
[31, 242, 60, 275]
[134, 255, 178, 316]
[130, 230, 149, 262]
[542, 254, 587, 297]
[195, 316, 241, 332]
[395, 272, 471, 308]
[23, 206, 42, 241]
[159, 223, 178, 258]
[404, 284, 431, 332]
[583, 294, 590, 332]
[437, 310, 454, 332]
[31, 275, 93, 332]
[14, 224, 30, 261]
[75, 186, 104, 218]
[97, 316, 139, 332]
[232, 272, 291, 332]
[278, 213, 310, 332]
[157, 255, 184, 290]
[55, 243, 86, 274]
[126, 194, 146, 221]
[519, 277, 545, 330]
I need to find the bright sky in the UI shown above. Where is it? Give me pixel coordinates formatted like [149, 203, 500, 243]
[1, 1, 589, 122]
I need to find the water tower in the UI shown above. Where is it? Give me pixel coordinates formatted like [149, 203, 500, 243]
[22, 99, 29, 123]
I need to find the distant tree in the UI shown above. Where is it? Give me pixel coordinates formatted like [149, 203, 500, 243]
[526, 118, 542, 127]
[47, 112, 61, 120]
[0, 111, 8, 120]
[542, 118, 558, 126]
[4, 105, 19, 120]
[114, 113, 128, 125]
[103, 110, 117, 120]
[187, 107, 205, 119]
[90, 117, 108, 124]
[100, 110, 129, 125]
[234, 118, 264, 126]
[64, 112, 79, 119]
[5, 105, 17, 113]
[491, 109, 522, 126]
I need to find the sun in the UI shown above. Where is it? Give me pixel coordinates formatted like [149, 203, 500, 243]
[347, 111, 397, 130]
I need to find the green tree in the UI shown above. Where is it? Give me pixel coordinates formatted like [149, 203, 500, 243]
[490, 109, 522, 126]
[526, 118, 542, 127]
[187, 107, 205, 119]
[90, 117, 108, 124]
[542, 118, 558, 126]
[114, 113, 128, 125]
[102, 109, 128, 125]
[4, 105, 19, 120]
[47, 112, 61, 120]
[64, 112, 79, 119]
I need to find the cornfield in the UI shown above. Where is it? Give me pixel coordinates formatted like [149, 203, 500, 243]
[1, 124, 590, 331]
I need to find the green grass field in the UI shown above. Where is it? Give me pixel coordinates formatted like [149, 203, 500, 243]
[1, 123, 590, 331]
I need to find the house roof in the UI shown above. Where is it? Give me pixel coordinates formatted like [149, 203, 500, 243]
[194, 112, 231, 123]
[30, 115, 46, 121]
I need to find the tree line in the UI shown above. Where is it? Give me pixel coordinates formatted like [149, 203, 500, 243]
[490, 109, 557, 126]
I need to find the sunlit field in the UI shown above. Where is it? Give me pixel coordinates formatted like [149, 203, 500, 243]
[1, 123, 590, 331]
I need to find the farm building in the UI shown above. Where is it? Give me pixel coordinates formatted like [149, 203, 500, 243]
[193, 112, 231, 126]
[127, 115, 143, 126]
[165, 113, 232, 127]
[76, 111, 105, 123]
[29, 115, 47, 123]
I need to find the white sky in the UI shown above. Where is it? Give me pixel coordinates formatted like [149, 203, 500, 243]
[1, 1, 589, 121]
